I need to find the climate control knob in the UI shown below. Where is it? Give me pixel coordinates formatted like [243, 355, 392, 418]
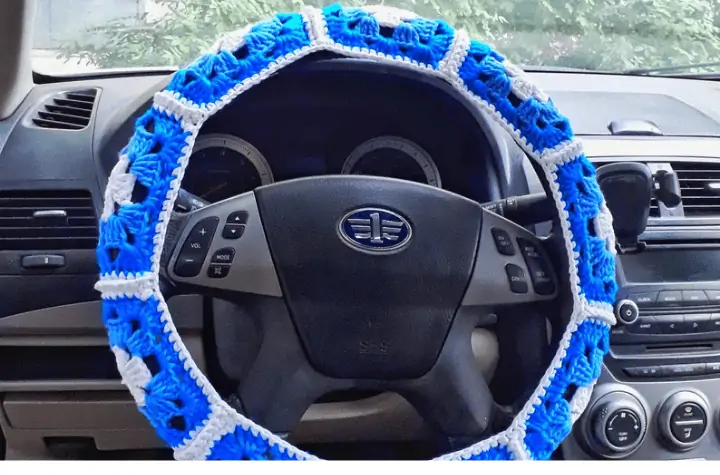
[584, 391, 647, 458]
[657, 390, 709, 451]
[615, 299, 639, 325]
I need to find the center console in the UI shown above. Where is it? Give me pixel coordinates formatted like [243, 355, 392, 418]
[563, 153, 720, 460]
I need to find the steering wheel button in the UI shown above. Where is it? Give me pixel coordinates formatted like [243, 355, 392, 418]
[211, 247, 236, 264]
[180, 217, 218, 252]
[505, 264, 528, 294]
[516, 237, 555, 295]
[222, 223, 246, 239]
[490, 227, 515, 255]
[207, 264, 231, 279]
[174, 217, 219, 277]
[227, 211, 249, 225]
[174, 255, 204, 278]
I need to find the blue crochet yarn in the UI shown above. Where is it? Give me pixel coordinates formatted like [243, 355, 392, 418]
[104, 295, 212, 447]
[523, 319, 609, 459]
[96, 3, 617, 461]
[554, 156, 617, 304]
[324, 4, 454, 69]
[167, 13, 311, 107]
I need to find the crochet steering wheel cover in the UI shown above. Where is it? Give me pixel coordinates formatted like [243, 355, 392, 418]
[95, 3, 617, 461]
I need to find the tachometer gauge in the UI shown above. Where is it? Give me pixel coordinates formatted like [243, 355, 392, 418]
[342, 136, 441, 188]
[183, 134, 273, 202]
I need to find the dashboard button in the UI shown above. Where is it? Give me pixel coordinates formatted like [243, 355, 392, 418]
[226, 211, 249, 225]
[629, 292, 658, 306]
[516, 237, 555, 295]
[624, 366, 660, 378]
[207, 264, 231, 279]
[654, 314, 683, 334]
[660, 363, 706, 377]
[505, 264, 528, 294]
[211, 247, 235, 264]
[629, 319, 658, 335]
[657, 291, 683, 306]
[615, 300, 639, 325]
[708, 314, 720, 332]
[670, 403, 707, 444]
[705, 290, 720, 303]
[682, 290, 708, 306]
[684, 313, 711, 333]
[658, 391, 709, 450]
[490, 228, 515, 256]
[706, 362, 720, 374]
[174, 217, 219, 277]
[222, 224, 246, 240]
[605, 409, 643, 449]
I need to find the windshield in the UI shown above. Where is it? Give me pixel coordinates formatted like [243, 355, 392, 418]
[32, 0, 720, 75]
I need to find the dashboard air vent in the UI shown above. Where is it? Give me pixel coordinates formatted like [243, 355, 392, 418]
[672, 162, 720, 217]
[0, 190, 98, 250]
[31, 89, 98, 130]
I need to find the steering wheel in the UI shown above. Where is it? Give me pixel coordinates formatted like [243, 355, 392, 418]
[95, 3, 617, 461]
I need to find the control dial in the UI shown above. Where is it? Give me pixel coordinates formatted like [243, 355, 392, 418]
[657, 390, 709, 451]
[584, 391, 647, 458]
[615, 299, 639, 325]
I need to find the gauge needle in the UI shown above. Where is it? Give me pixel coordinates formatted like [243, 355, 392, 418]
[202, 182, 228, 199]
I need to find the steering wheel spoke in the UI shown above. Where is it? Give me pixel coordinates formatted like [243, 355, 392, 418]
[163, 191, 283, 298]
[461, 209, 559, 308]
[390, 308, 495, 437]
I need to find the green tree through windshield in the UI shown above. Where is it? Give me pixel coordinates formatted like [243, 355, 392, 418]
[56, 0, 720, 73]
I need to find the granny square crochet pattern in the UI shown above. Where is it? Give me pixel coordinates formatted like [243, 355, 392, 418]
[95, 3, 618, 460]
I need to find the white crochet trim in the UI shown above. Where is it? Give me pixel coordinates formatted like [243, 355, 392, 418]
[507, 437, 531, 460]
[504, 61, 550, 103]
[438, 29, 470, 78]
[541, 139, 584, 165]
[101, 155, 135, 221]
[569, 384, 595, 424]
[95, 272, 156, 300]
[595, 201, 618, 253]
[302, 6, 327, 43]
[174, 403, 239, 460]
[208, 25, 252, 54]
[363, 5, 419, 26]
[581, 298, 616, 326]
[112, 347, 153, 406]
[153, 90, 206, 130]
[436, 430, 511, 461]
[102, 6, 618, 460]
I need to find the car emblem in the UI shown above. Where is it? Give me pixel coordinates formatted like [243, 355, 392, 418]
[338, 207, 412, 254]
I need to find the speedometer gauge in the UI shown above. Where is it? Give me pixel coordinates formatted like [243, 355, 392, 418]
[184, 134, 273, 203]
[342, 136, 441, 188]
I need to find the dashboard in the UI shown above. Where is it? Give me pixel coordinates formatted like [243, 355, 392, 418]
[3, 53, 720, 460]
[135, 63, 499, 205]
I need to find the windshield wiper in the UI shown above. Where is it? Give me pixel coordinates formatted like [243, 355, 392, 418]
[622, 61, 720, 76]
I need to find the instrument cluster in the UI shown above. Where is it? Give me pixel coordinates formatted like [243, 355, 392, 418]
[182, 133, 442, 203]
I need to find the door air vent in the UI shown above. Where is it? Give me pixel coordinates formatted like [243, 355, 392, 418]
[0, 190, 98, 250]
[31, 89, 98, 130]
